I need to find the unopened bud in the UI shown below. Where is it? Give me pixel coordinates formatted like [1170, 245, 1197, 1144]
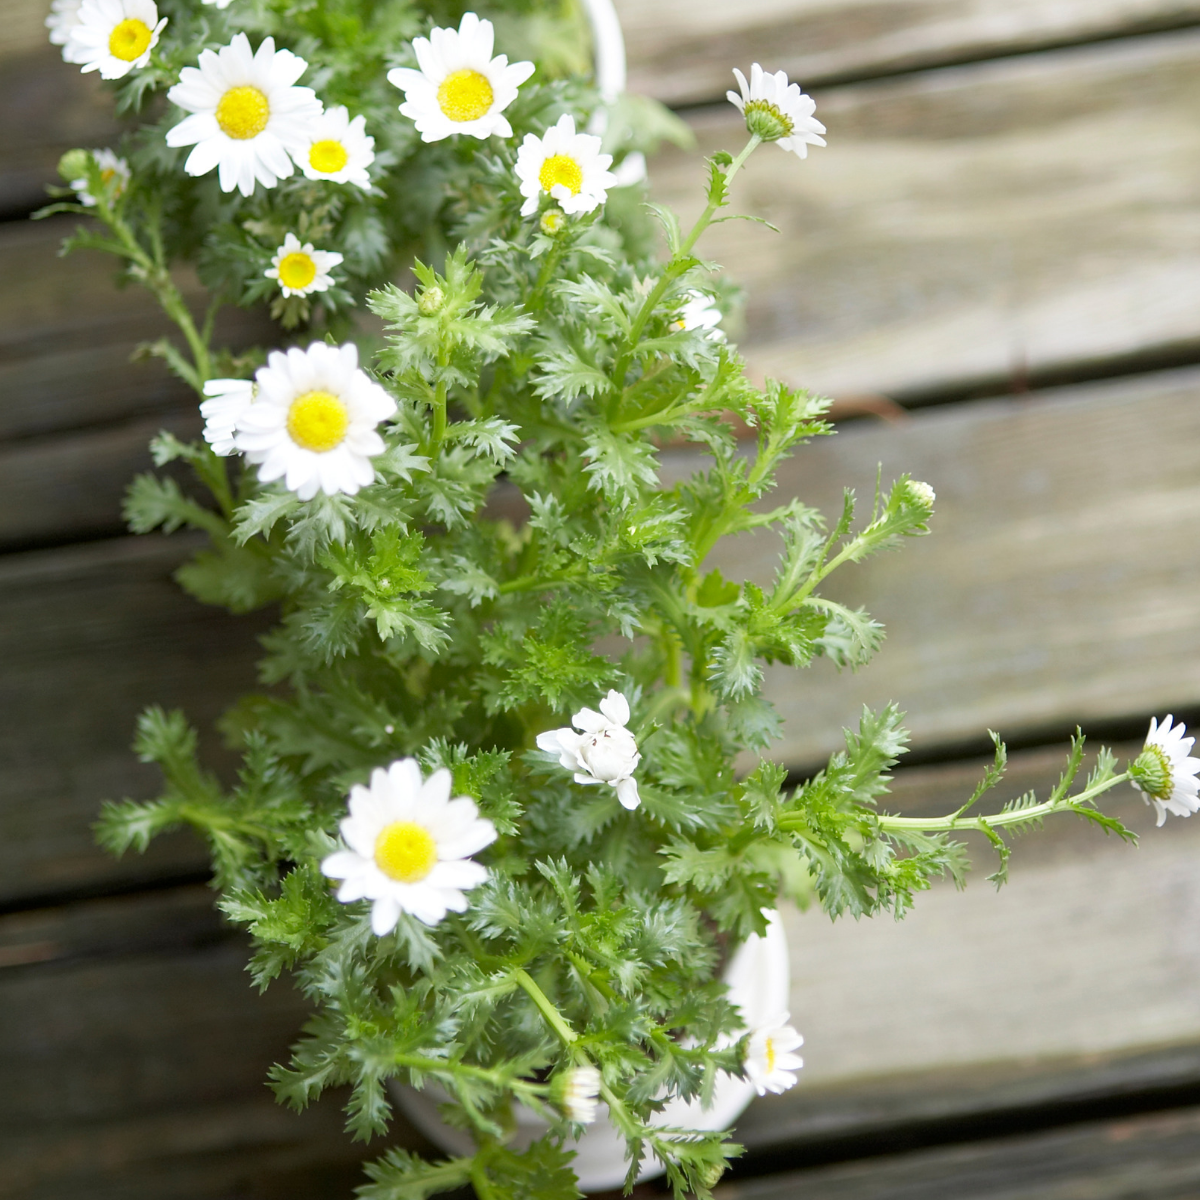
[907, 480, 936, 508]
[58, 148, 91, 184]
[556, 1065, 601, 1124]
[418, 285, 445, 316]
[540, 208, 565, 236]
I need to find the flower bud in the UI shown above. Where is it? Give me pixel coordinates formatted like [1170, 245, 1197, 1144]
[58, 148, 91, 184]
[540, 208, 565, 236]
[418, 285, 445, 316]
[907, 480, 936, 508]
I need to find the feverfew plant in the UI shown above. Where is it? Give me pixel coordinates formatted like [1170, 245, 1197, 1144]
[39, 0, 1192, 1195]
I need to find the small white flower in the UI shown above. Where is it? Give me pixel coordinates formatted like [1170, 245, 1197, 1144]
[46, 0, 87, 63]
[70, 0, 166, 80]
[200, 378, 256, 456]
[536, 689, 641, 810]
[514, 114, 617, 218]
[202, 0, 234, 7]
[727, 64, 826, 160]
[295, 104, 375, 187]
[672, 290, 725, 341]
[559, 1065, 601, 1124]
[1130, 715, 1200, 827]
[387, 12, 534, 143]
[744, 1014, 804, 1096]
[234, 341, 396, 500]
[70, 148, 130, 207]
[321, 758, 498, 934]
[166, 33, 322, 197]
[264, 233, 343, 298]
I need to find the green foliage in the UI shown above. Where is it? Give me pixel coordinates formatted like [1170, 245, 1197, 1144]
[67, 0, 1142, 1195]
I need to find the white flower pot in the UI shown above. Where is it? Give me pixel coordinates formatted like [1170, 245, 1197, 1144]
[390, 910, 790, 1193]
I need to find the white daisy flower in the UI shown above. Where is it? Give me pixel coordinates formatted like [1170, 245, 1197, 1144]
[744, 1013, 804, 1096]
[387, 12, 534, 143]
[70, 148, 130, 207]
[234, 341, 395, 500]
[727, 64, 826, 160]
[165, 33, 322, 198]
[46, 0, 87, 63]
[321, 758, 498, 934]
[672, 290, 725, 342]
[264, 233, 343, 299]
[70, 0, 166, 80]
[536, 689, 641, 810]
[558, 1065, 601, 1125]
[295, 105, 375, 187]
[514, 114, 617, 218]
[200, 378, 256, 456]
[1130, 715, 1200, 827]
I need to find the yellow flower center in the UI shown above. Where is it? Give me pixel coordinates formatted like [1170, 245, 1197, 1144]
[108, 17, 152, 61]
[286, 390, 349, 452]
[216, 86, 270, 140]
[277, 251, 317, 292]
[437, 69, 494, 122]
[374, 821, 438, 883]
[765, 1037, 777, 1073]
[538, 154, 583, 196]
[308, 139, 350, 174]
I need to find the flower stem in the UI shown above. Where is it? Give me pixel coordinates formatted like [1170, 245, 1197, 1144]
[512, 968, 578, 1045]
[608, 134, 761, 407]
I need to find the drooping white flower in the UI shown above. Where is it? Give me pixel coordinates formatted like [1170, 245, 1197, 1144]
[234, 342, 396, 500]
[1130, 715, 1200, 827]
[46, 0, 87, 63]
[744, 1014, 804, 1096]
[70, 0, 166, 80]
[295, 105, 375, 187]
[727, 64, 826, 160]
[264, 233, 343, 298]
[559, 1065, 601, 1124]
[166, 33, 322, 197]
[70, 148, 130, 207]
[321, 758, 498, 934]
[200, 378, 256, 456]
[387, 12, 534, 143]
[672, 290, 725, 342]
[514, 114, 617, 218]
[536, 689, 641, 810]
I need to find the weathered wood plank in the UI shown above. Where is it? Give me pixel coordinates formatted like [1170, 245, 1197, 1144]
[653, 31, 1200, 402]
[720, 1106, 1200, 1198]
[717, 366, 1200, 767]
[619, 0, 1200, 105]
[0, 886, 399, 1199]
[0, 535, 269, 906]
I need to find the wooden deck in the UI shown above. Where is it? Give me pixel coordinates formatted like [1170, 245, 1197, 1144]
[4, 1, 1200, 1195]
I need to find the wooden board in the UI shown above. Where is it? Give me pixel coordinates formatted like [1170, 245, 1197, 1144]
[0, 535, 270, 907]
[719, 1105, 1200, 1199]
[0, 885, 396, 1200]
[651, 31, 1200, 402]
[704, 366, 1200, 768]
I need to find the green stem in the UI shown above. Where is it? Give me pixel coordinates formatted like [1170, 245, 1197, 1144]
[782, 771, 1132, 836]
[393, 1052, 549, 1096]
[527, 235, 568, 310]
[607, 135, 761, 410]
[512, 968, 577, 1045]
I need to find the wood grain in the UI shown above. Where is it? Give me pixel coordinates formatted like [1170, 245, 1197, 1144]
[652, 31, 1200, 402]
[0, 885, 405, 1200]
[720, 1105, 1200, 1199]
[0, 535, 270, 907]
[709, 366, 1200, 768]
